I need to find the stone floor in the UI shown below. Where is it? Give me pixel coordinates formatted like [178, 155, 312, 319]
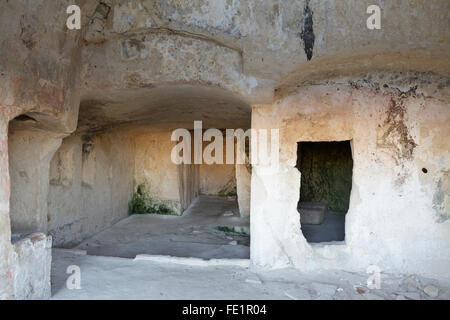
[74, 196, 250, 259]
[51, 249, 450, 300]
[48, 195, 449, 300]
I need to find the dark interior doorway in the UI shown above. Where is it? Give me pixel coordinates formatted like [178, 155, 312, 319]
[296, 141, 353, 243]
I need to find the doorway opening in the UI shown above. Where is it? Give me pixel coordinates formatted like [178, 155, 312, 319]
[296, 141, 353, 243]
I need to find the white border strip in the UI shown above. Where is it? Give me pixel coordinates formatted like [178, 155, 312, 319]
[134, 254, 250, 267]
[53, 248, 87, 255]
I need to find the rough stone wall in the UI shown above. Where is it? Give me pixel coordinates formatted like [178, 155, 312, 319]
[0, 0, 81, 299]
[134, 131, 251, 213]
[11, 233, 52, 300]
[236, 162, 251, 217]
[8, 122, 63, 234]
[134, 131, 183, 213]
[199, 164, 236, 196]
[0, 0, 448, 300]
[47, 130, 135, 247]
[0, 0, 81, 132]
[178, 163, 200, 212]
[78, 0, 303, 98]
[296, 141, 353, 212]
[0, 108, 16, 299]
[1, 118, 56, 300]
[80, 0, 449, 101]
[199, 139, 237, 197]
[276, 0, 449, 97]
[251, 74, 450, 278]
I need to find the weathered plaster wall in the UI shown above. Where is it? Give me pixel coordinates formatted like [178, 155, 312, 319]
[82, 32, 258, 99]
[0, 0, 81, 299]
[11, 233, 52, 300]
[79, 0, 450, 105]
[134, 131, 245, 213]
[178, 162, 200, 212]
[236, 162, 251, 217]
[0, 0, 449, 300]
[0, 0, 81, 132]
[199, 139, 237, 196]
[8, 122, 64, 234]
[81, 0, 450, 86]
[1, 117, 58, 300]
[199, 163, 236, 196]
[251, 73, 450, 278]
[47, 130, 135, 247]
[134, 131, 183, 212]
[0, 109, 16, 299]
[276, 0, 450, 97]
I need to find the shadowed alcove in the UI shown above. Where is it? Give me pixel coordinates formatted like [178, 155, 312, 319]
[296, 141, 353, 243]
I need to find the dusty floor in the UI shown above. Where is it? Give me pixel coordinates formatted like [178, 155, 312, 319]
[74, 196, 250, 259]
[49, 195, 449, 300]
[51, 249, 450, 300]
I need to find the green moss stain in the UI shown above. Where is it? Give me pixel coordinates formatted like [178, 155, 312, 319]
[214, 225, 249, 235]
[129, 183, 179, 215]
[216, 178, 237, 197]
[296, 141, 353, 212]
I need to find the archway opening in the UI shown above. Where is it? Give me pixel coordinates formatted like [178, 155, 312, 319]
[47, 85, 251, 260]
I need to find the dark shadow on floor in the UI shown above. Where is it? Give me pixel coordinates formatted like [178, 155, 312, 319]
[300, 211, 345, 243]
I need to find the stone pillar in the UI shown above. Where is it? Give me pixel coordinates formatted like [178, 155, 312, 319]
[249, 104, 310, 270]
[0, 106, 15, 299]
[236, 162, 251, 217]
[1, 109, 58, 299]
